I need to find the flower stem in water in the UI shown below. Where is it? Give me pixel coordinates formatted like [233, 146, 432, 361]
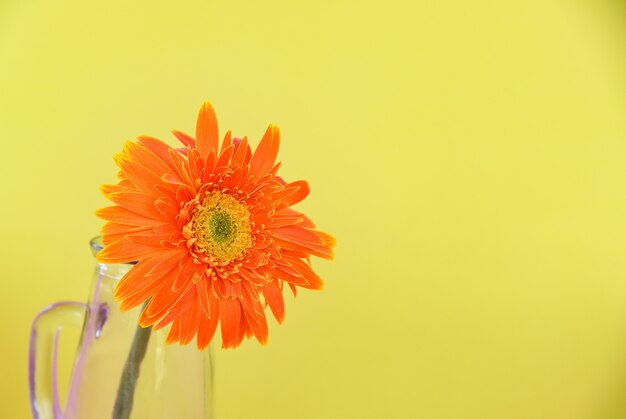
[112, 320, 152, 419]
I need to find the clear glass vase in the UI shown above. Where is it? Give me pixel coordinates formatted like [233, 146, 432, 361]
[29, 237, 214, 419]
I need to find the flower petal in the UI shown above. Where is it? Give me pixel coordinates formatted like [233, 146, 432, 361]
[249, 124, 280, 179]
[289, 258, 324, 290]
[96, 206, 158, 227]
[142, 272, 188, 324]
[115, 155, 164, 197]
[107, 192, 163, 220]
[195, 101, 219, 159]
[166, 318, 182, 344]
[231, 136, 251, 167]
[172, 258, 197, 293]
[124, 141, 177, 178]
[114, 260, 155, 300]
[269, 181, 310, 206]
[137, 136, 179, 172]
[153, 289, 196, 331]
[219, 298, 242, 349]
[96, 236, 154, 264]
[196, 298, 219, 350]
[171, 129, 195, 148]
[196, 278, 213, 319]
[242, 303, 268, 345]
[179, 301, 203, 345]
[262, 281, 285, 324]
[220, 130, 232, 155]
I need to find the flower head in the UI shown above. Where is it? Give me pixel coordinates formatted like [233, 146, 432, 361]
[96, 102, 335, 349]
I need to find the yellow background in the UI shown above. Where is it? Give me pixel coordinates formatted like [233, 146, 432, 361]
[1, 0, 626, 418]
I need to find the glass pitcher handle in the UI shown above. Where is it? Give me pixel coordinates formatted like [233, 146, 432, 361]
[29, 301, 87, 419]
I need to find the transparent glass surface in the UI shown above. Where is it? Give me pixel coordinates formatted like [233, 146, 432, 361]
[30, 237, 214, 419]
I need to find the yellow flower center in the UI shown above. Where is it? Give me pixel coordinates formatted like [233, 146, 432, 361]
[192, 191, 252, 262]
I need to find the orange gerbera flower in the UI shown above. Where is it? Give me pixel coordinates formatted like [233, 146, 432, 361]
[96, 102, 335, 349]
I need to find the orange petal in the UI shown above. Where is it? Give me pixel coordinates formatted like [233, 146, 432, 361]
[119, 280, 163, 312]
[281, 180, 310, 206]
[96, 237, 154, 264]
[289, 258, 324, 290]
[101, 221, 151, 236]
[239, 291, 260, 324]
[154, 197, 179, 220]
[166, 148, 195, 190]
[171, 129, 195, 148]
[100, 183, 135, 198]
[166, 318, 181, 344]
[153, 288, 196, 330]
[219, 298, 242, 349]
[107, 192, 163, 220]
[115, 259, 177, 310]
[220, 130, 232, 155]
[299, 214, 316, 228]
[273, 258, 302, 277]
[276, 249, 309, 259]
[201, 149, 216, 182]
[231, 136, 251, 167]
[273, 264, 309, 287]
[267, 215, 306, 229]
[123, 224, 178, 247]
[114, 260, 154, 299]
[270, 226, 325, 246]
[125, 141, 177, 178]
[196, 293, 219, 350]
[268, 180, 309, 206]
[242, 302, 268, 345]
[142, 272, 186, 322]
[212, 278, 228, 299]
[238, 310, 250, 343]
[145, 251, 183, 277]
[249, 124, 280, 179]
[172, 258, 197, 293]
[184, 147, 203, 180]
[196, 278, 212, 319]
[271, 234, 334, 260]
[115, 156, 163, 197]
[179, 300, 203, 345]
[195, 101, 219, 159]
[316, 230, 337, 248]
[262, 281, 285, 324]
[215, 144, 234, 169]
[238, 267, 267, 287]
[96, 206, 157, 227]
[137, 136, 178, 171]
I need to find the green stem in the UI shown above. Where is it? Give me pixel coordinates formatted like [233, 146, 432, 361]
[112, 319, 152, 419]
